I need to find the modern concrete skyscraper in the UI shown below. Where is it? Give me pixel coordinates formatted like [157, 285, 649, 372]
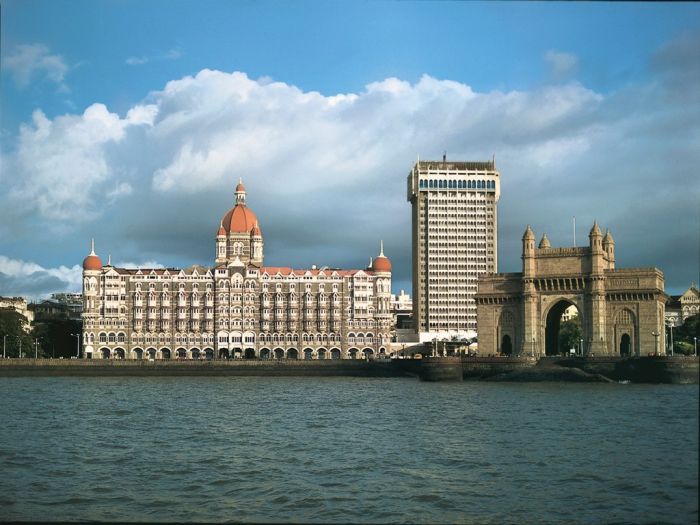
[407, 157, 501, 341]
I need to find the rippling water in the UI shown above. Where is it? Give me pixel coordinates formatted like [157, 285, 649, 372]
[0, 377, 697, 523]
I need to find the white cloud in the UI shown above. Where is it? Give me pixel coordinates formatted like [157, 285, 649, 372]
[125, 47, 182, 66]
[3, 43, 69, 89]
[1, 30, 698, 295]
[544, 50, 579, 81]
[0, 255, 82, 299]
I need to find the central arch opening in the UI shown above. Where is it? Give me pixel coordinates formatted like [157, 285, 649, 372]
[545, 301, 582, 356]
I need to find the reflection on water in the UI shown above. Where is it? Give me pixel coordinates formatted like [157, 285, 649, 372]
[0, 377, 697, 523]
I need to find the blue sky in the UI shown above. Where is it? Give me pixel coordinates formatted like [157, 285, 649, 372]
[1, 0, 699, 299]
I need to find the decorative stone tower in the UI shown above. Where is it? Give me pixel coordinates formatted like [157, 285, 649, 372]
[521, 225, 538, 356]
[216, 179, 264, 267]
[588, 221, 608, 355]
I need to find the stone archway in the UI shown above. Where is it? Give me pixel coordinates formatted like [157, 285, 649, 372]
[620, 333, 631, 356]
[501, 335, 513, 356]
[244, 348, 256, 359]
[544, 300, 580, 356]
[287, 348, 298, 360]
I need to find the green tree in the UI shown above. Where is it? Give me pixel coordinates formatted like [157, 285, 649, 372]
[673, 314, 699, 355]
[0, 309, 35, 358]
[32, 319, 82, 358]
[559, 316, 582, 354]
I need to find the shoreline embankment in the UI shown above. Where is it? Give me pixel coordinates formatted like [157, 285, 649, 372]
[0, 356, 697, 383]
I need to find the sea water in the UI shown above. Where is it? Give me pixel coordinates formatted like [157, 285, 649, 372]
[0, 377, 697, 523]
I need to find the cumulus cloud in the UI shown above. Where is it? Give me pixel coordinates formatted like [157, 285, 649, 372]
[3, 43, 69, 89]
[0, 255, 81, 300]
[544, 50, 579, 81]
[1, 30, 698, 297]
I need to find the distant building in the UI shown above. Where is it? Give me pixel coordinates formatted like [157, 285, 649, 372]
[0, 296, 34, 328]
[407, 157, 500, 342]
[390, 290, 412, 329]
[666, 283, 700, 327]
[81, 180, 393, 360]
[560, 305, 579, 322]
[30, 300, 79, 322]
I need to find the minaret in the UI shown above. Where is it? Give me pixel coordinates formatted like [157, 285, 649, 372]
[603, 229, 615, 269]
[521, 225, 538, 356]
[250, 220, 264, 266]
[522, 225, 536, 277]
[81, 239, 102, 344]
[588, 222, 607, 355]
[215, 221, 227, 265]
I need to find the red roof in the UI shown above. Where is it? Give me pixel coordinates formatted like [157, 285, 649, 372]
[372, 255, 392, 273]
[221, 204, 259, 234]
[82, 254, 102, 271]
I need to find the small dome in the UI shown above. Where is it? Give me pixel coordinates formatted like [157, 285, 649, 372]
[538, 233, 551, 249]
[603, 229, 614, 244]
[83, 240, 102, 270]
[217, 221, 226, 236]
[235, 181, 245, 193]
[589, 221, 602, 236]
[372, 256, 392, 273]
[522, 225, 535, 240]
[371, 241, 391, 273]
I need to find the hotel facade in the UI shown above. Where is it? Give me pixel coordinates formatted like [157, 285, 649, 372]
[81, 181, 392, 360]
[407, 158, 500, 341]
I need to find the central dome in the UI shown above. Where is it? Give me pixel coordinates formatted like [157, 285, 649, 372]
[221, 204, 259, 234]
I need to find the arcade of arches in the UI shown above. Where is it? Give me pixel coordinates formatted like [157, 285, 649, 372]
[475, 224, 667, 357]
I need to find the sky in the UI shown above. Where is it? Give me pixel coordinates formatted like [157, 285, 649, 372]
[0, 0, 699, 300]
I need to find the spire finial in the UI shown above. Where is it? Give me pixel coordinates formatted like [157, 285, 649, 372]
[90, 238, 95, 256]
[239, 177, 242, 185]
[380, 240, 384, 257]
[108, 254, 112, 266]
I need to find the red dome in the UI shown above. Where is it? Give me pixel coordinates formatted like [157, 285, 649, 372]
[235, 182, 246, 192]
[83, 254, 102, 271]
[221, 204, 259, 234]
[372, 255, 392, 273]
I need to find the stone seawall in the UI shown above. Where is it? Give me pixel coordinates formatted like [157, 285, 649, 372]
[0, 356, 696, 383]
[0, 359, 416, 378]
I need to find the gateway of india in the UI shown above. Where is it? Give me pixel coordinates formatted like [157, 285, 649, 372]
[81, 181, 392, 360]
[475, 223, 667, 357]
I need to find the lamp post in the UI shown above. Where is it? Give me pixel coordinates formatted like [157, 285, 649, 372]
[70, 333, 81, 358]
[531, 337, 535, 358]
[34, 337, 41, 359]
[3, 334, 6, 359]
[694, 337, 697, 357]
[579, 338, 583, 357]
[668, 323, 674, 356]
[651, 330, 660, 356]
[18, 336, 22, 359]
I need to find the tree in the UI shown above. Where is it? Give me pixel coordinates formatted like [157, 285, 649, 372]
[673, 314, 699, 355]
[559, 316, 582, 354]
[32, 319, 82, 358]
[0, 308, 35, 358]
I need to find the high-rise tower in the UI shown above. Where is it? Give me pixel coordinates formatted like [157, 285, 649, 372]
[407, 157, 500, 341]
